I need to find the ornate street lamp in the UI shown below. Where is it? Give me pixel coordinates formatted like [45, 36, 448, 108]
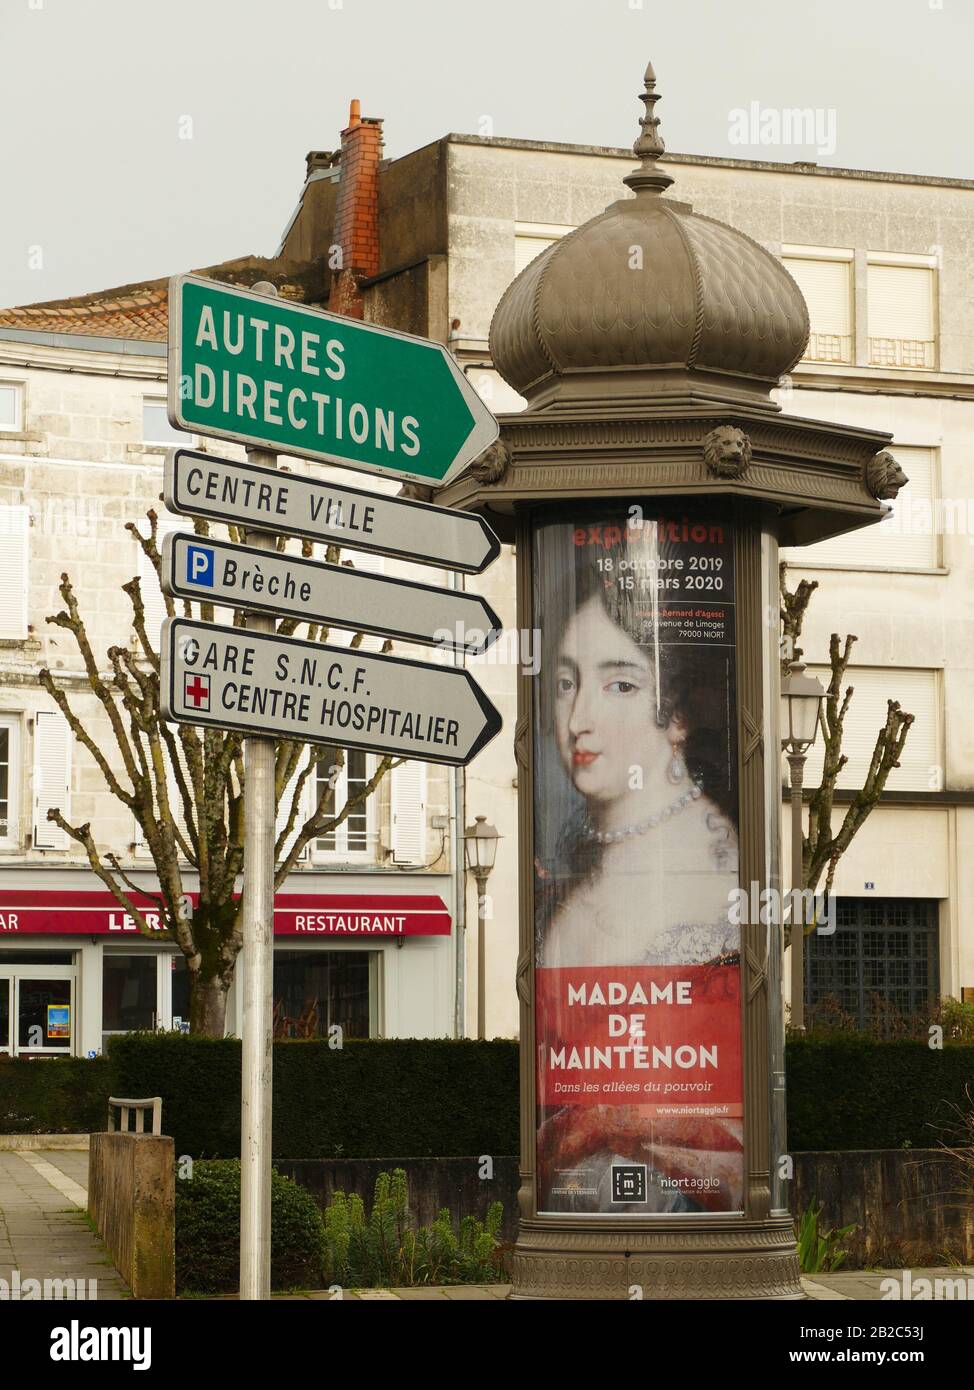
[438, 60, 906, 1300]
[464, 815, 500, 1039]
[780, 661, 826, 1032]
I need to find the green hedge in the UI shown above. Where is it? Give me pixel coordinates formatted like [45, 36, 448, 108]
[107, 1034, 520, 1159]
[0, 1056, 111, 1134]
[785, 1037, 974, 1150]
[176, 1160, 325, 1294]
[4, 1036, 972, 1155]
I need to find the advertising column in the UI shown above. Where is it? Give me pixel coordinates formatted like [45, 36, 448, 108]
[532, 506, 743, 1215]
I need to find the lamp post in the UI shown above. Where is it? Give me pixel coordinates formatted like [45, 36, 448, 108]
[464, 815, 500, 1040]
[780, 661, 826, 1033]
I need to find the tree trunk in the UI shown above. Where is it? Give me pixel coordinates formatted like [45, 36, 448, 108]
[189, 972, 231, 1037]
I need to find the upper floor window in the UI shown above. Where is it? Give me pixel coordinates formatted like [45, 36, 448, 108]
[781, 246, 854, 365]
[801, 666, 939, 793]
[0, 505, 29, 639]
[514, 222, 574, 276]
[32, 709, 72, 850]
[867, 254, 938, 370]
[782, 446, 938, 571]
[314, 746, 376, 861]
[0, 381, 23, 432]
[0, 716, 21, 849]
[142, 396, 191, 446]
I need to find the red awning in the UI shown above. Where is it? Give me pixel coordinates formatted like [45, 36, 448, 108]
[0, 890, 450, 937]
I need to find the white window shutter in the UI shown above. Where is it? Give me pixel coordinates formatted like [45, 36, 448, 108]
[784, 447, 936, 570]
[782, 256, 853, 363]
[133, 752, 191, 859]
[867, 264, 936, 368]
[276, 754, 310, 863]
[33, 710, 72, 849]
[389, 760, 427, 864]
[0, 505, 29, 639]
[803, 667, 939, 793]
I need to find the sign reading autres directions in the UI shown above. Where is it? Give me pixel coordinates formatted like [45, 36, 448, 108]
[167, 275, 498, 486]
[161, 531, 502, 655]
[160, 618, 502, 767]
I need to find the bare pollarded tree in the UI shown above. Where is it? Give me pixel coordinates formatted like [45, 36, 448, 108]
[38, 508, 396, 1036]
[780, 562, 914, 899]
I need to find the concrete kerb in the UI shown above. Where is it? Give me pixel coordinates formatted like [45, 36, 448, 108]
[0, 1135, 90, 1151]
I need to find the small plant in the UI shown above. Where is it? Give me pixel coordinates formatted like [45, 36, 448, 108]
[322, 1167, 504, 1287]
[796, 1199, 857, 1274]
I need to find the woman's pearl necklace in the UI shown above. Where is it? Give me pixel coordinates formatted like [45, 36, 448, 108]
[583, 785, 702, 845]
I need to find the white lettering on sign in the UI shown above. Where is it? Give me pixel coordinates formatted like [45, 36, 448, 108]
[0, 914, 19, 930]
[108, 912, 164, 932]
[293, 914, 408, 934]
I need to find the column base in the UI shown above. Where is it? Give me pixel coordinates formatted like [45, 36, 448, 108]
[509, 1216, 803, 1299]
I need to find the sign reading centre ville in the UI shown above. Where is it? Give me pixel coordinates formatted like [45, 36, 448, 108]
[161, 531, 502, 656]
[160, 618, 502, 767]
[167, 276, 498, 486]
[0, 891, 451, 937]
[164, 449, 501, 574]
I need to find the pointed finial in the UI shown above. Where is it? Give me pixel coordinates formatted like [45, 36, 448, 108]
[624, 61, 674, 193]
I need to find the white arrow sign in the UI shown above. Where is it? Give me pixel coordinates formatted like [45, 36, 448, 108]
[164, 448, 500, 574]
[160, 618, 502, 767]
[161, 532, 501, 655]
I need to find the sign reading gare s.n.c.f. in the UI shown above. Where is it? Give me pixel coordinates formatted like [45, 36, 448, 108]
[167, 275, 498, 486]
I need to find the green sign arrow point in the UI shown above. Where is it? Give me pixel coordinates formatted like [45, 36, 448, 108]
[169, 276, 495, 486]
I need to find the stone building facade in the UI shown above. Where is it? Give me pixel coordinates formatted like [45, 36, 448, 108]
[2, 101, 972, 1050]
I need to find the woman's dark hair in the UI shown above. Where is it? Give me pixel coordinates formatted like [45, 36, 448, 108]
[535, 514, 739, 924]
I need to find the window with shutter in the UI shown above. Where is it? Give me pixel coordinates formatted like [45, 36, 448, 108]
[276, 752, 311, 865]
[0, 716, 21, 849]
[388, 760, 427, 865]
[0, 505, 29, 639]
[133, 750, 192, 860]
[513, 223, 574, 277]
[802, 667, 939, 793]
[0, 382, 23, 431]
[867, 259, 937, 369]
[33, 710, 72, 849]
[312, 745, 375, 861]
[782, 446, 937, 570]
[781, 249, 853, 364]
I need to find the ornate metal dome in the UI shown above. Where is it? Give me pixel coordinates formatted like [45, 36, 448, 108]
[489, 63, 810, 410]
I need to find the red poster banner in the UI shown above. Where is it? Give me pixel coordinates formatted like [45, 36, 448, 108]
[532, 510, 743, 1215]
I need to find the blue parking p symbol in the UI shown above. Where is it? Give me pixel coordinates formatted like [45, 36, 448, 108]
[186, 544, 215, 587]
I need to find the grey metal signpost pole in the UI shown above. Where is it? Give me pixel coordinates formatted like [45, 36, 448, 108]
[239, 283, 279, 1302]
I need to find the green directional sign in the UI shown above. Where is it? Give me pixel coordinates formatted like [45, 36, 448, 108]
[168, 275, 498, 486]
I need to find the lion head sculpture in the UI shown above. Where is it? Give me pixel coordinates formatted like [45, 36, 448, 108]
[468, 437, 511, 485]
[865, 450, 909, 501]
[702, 425, 752, 480]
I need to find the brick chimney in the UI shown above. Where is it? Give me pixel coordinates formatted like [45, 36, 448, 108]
[328, 99, 382, 318]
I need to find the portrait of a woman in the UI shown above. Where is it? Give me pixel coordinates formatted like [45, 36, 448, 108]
[533, 512, 744, 1215]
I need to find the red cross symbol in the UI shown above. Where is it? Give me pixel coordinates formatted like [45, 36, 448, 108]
[184, 674, 210, 710]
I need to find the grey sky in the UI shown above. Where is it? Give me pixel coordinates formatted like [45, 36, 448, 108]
[1, 0, 970, 308]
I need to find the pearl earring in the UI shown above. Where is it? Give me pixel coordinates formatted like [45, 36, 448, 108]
[666, 735, 687, 785]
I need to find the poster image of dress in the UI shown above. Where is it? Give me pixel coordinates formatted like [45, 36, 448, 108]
[533, 508, 743, 1216]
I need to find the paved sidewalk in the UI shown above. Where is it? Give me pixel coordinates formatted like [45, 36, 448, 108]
[0, 1149, 128, 1299]
[265, 1269, 974, 1300]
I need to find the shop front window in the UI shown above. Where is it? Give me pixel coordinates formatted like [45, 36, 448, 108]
[18, 978, 72, 1053]
[102, 954, 157, 1049]
[273, 951, 372, 1040]
[170, 955, 191, 1032]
